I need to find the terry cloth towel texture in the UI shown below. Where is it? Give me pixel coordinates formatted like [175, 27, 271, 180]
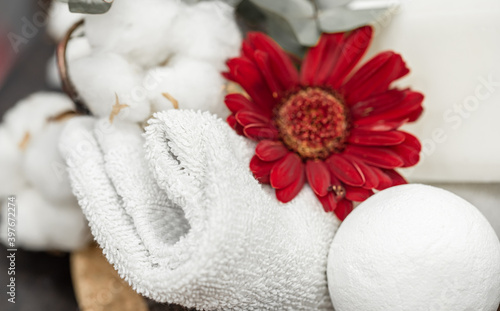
[59, 110, 340, 311]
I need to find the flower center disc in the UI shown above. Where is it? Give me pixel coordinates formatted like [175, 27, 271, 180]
[275, 87, 349, 160]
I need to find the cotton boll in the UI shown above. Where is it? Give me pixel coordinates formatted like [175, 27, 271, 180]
[46, 2, 85, 42]
[2, 92, 74, 146]
[170, 1, 241, 70]
[84, 0, 184, 68]
[22, 121, 75, 205]
[147, 56, 229, 117]
[47, 37, 92, 88]
[0, 188, 90, 251]
[0, 127, 27, 197]
[70, 52, 151, 122]
[47, 55, 62, 89]
[67, 36, 93, 62]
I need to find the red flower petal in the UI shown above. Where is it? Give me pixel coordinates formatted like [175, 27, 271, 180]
[325, 154, 364, 186]
[407, 106, 424, 122]
[311, 33, 344, 85]
[300, 32, 341, 85]
[335, 199, 353, 221]
[235, 110, 271, 127]
[355, 119, 409, 132]
[391, 143, 420, 167]
[401, 132, 421, 151]
[389, 132, 421, 167]
[247, 32, 299, 90]
[254, 50, 284, 97]
[250, 155, 276, 184]
[226, 114, 244, 135]
[370, 166, 393, 190]
[344, 155, 379, 189]
[225, 58, 275, 112]
[341, 52, 410, 104]
[243, 124, 279, 141]
[325, 26, 373, 89]
[345, 185, 373, 202]
[301, 26, 373, 88]
[276, 169, 306, 203]
[241, 40, 255, 60]
[354, 91, 424, 126]
[383, 169, 407, 186]
[348, 129, 406, 146]
[350, 89, 406, 115]
[317, 192, 338, 212]
[225, 93, 269, 116]
[344, 145, 404, 169]
[306, 160, 331, 197]
[270, 153, 303, 189]
[255, 140, 289, 162]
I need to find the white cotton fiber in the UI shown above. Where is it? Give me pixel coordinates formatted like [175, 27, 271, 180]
[170, 1, 241, 70]
[47, 37, 92, 88]
[84, 0, 184, 68]
[0, 93, 90, 252]
[0, 188, 90, 251]
[46, 1, 84, 42]
[0, 127, 27, 197]
[147, 56, 229, 117]
[66, 36, 93, 63]
[22, 121, 75, 205]
[2, 92, 74, 145]
[70, 52, 151, 122]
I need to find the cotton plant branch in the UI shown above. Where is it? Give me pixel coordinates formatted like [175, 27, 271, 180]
[56, 19, 90, 115]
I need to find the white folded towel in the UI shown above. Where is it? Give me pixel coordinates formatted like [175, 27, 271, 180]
[59, 111, 340, 310]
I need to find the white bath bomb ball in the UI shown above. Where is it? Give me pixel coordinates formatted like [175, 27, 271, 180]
[327, 184, 500, 311]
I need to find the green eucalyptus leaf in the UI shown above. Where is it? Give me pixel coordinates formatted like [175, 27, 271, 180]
[318, 0, 399, 33]
[315, 0, 353, 10]
[264, 10, 308, 57]
[235, 0, 267, 31]
[181, 0, 243, 6]
[250, 0, 320, 46]
[68, 0, 113, 14]
[236, 0, 306, 57]
[217, 0, 244, 7]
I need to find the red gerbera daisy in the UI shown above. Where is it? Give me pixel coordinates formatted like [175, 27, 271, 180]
[223, 26, 424, 220]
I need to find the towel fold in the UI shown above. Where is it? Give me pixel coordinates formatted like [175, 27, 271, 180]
[60, 111, 340, 310]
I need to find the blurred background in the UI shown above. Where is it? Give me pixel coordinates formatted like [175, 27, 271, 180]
[0, 1, 79, 310]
